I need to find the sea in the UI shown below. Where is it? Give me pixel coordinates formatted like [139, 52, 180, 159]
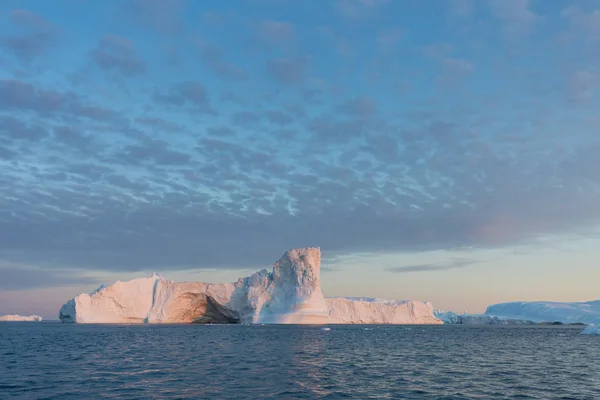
[1, 323, 599, 399]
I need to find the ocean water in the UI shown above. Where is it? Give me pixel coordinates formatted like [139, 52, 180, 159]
[1, 324, 599, 399]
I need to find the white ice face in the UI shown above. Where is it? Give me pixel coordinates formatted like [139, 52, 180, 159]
[58, 247, 441, 325]
[327, 298, 442, 325]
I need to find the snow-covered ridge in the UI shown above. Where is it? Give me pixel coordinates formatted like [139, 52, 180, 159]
[485, 301, 600, 325]
[59, 247, 441, 325]
[0, 315, 42, 322]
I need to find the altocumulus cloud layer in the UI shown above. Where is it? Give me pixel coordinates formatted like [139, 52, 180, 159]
[1, 0, 600, 288]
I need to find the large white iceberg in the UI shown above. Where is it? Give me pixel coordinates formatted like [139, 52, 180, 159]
[485, 301, 600, 325]
[0, 314, 42, 322]
[59, 247, 441, 325]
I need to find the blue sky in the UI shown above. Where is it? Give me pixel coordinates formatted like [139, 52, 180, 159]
[1, 0, 600, 319]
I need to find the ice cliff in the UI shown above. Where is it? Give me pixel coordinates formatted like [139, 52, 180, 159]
[327, 297, 442, 324]
[59, 247, 441, 325]
[485, 301, 600, 325]
[0, 315, 42, 322]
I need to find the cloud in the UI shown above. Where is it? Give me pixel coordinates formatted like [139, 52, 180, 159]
[154, 81, 212, 110]
[2, 9, 58, 60]
[231, 111, 262, 127]
[442, 57, 473, 74]
[386, 259, 478, 274]
[0, 264, 98, 291]
[451, 0, 472, 17]
[488, 0, 537, 35]
[377, 27, 405, 50]
[422, 43, 453, 58]
[0, 115, 48, 141]
[2, 0, 600, 283]
[52, 126, 96, 152]
[0, 144, 18, 159]
[569, 70, 596, 102]
[0, 79, 65, 113]
[136, 117, 184, 133]
[335, 0, 390, 19]
[266, 58, 308, 84]
[259, 20, 295, 43]
[199, 44, 246, 81]
[337, 96, 378, 118]
[128, 0, 186, 35]
[561, 7, 600, 44]
[117, 138, 192, 166]
[207, 126, 236, 137]
[265, 110, 294, 125]
[91, 35, 146, 76]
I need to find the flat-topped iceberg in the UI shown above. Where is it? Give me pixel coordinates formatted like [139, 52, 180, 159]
[485, 301, 600, 325]
[328, 297, 441, 324]
[59, 247, 441, 325]
[0, 315, 42, 322]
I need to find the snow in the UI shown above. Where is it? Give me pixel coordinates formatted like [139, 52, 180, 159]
[485, 301, 600, 324]
[581, 324, 600, 335]
[0, 314, 42, 322]
[59, 247, 441, 325]
[327, 297, 442, 324]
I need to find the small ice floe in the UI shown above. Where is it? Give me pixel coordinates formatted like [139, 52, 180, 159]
[320, 327, 331, 332]
[581, 324, 600, 335]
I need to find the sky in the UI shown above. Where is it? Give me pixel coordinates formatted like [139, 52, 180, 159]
[1, 0, 600, 319]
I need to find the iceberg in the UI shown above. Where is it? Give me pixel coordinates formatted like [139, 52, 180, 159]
[327, 297, 442, 324]
[581, 324, 600, 335]
[60, 247, 329, 324]
[0, 314, 42, 322]
[434, 309, 462, 324]
[433, 309, 534, 325]
[485, 301, 600, 325]
[59, 247, 441, 325]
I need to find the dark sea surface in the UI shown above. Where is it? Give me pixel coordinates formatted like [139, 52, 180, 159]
[1, 323, 599, 399]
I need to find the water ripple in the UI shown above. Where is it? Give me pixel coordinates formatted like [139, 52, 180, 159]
[1, 324, 600, 399]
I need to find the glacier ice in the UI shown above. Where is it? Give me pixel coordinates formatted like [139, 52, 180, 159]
[434, 309, 462, 324]
[485, 301, 600, 324]
[59, 247, 441, 325]
[581, 324, 600, 335]
[434, 309, 534, 325]
[327, 297, 442, 324]
[0, 314, 42, 322]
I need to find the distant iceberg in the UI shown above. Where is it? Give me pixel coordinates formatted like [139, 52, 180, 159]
[581, 324, 600, 335]
[433, 309, 534, 325]
[0, 315, 42, 322]
[485, 301, 600, 324]
[59, 247, 442, 325]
